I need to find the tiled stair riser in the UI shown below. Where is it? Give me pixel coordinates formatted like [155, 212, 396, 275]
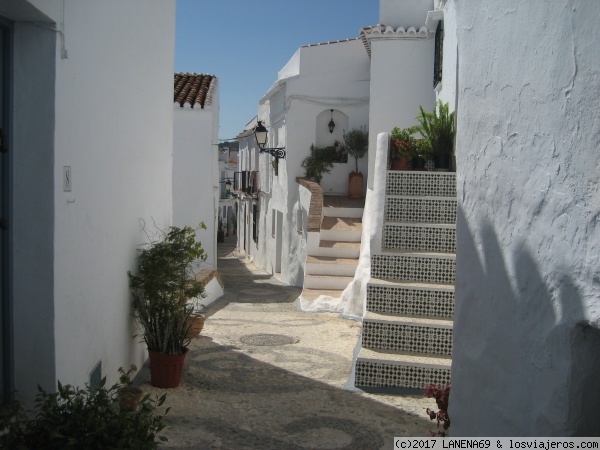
[371, 254, 455, 284]
[362, 321, 453, 355]
[385, 197, 457, 224]
[366, 284, 454, 318]
[383, 224, 456, 253]
[386, 172, 457, 197]
[355, 361, 451, 389]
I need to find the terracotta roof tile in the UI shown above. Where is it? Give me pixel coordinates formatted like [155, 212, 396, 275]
[174, 73, 217, 109]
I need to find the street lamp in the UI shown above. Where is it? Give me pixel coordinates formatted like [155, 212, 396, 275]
[219, 178, 233, 193]
[253, 121, 286, 159]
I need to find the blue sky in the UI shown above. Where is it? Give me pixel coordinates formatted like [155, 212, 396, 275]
[175, 0, 379, 141]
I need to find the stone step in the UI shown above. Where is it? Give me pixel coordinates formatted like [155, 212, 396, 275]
[385, 195, 456, 224]
[386, 171, 456, 197]
[362, 312, 453, 355]
[366, 278, 454, 318]
[371, 251, 456, 284]
[306, 256, 358, 277]
[320, 216, 362, 242]
[303, 274, 354, 290]
[355, 347, 451, 390]
[311, 240, 361, 258]
[323, 206, 364, 219]
[382, 222, 456, 253]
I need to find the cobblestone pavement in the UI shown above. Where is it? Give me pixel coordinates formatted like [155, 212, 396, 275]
[141, 236, 436, 449]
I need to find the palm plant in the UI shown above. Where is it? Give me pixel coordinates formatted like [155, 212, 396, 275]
[414, 101, 455, 161]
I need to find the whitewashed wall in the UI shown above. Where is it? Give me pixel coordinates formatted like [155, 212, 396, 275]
[365, 29, 435, 188]
[432, 0, 457, 109]
[380, 0, 434, 28]
[5, 0, 176, 406]
[451, 0, 600, 435]
[173, 103, 219, 273]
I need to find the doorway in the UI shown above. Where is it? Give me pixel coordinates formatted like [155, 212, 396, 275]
[0, 19, 11, 404]
[274, 210, 283, 275]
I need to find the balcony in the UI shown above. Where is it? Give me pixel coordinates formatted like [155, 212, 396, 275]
[234, 171, 259, 198]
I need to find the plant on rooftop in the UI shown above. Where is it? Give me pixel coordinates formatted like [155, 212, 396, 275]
[423, 382, 451, 436]
[0, 370, 169, 449]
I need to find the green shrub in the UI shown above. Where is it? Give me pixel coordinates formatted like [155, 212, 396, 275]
[129, 223, 207, 356]
[0, 375, 169, 449]
[390, 127, 417, 160]
[301, 143, 345, 183]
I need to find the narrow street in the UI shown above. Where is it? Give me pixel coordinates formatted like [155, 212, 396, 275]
[142, 235, 435, 449]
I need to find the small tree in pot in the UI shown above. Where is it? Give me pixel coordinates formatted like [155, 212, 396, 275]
[129, 222, 207, 388]
[341, 127, 368, 199]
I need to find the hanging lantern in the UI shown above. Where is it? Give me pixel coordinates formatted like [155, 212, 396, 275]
[328, 109, 335, 134]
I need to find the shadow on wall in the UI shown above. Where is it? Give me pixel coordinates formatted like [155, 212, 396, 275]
[451, 207, 600, 436]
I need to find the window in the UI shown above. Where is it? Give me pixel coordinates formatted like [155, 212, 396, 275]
[271, 211, 276, 238]
[252, 203, 259, 243]
[434, 20, 444, 87]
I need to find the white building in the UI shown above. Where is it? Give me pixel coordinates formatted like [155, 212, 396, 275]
[235, 38, 371, 286]
[0, 0, 175, 407]
[173, 72, 224, 305]
[218, 147, 238, 238]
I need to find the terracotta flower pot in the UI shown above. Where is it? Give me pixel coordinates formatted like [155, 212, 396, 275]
[148, 347, 189, 388]
[117, 386, 143, 411]
[348, 172, 364, 199]
[391, 157, 409, 170]
[186, 313, 205, 339]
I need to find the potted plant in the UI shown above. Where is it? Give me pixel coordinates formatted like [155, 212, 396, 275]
[342, 127, 368, 199]
[390, 127, 416, 170]
[117, 364, 144, 411]
[301, 144, 335, 183]
[0, 370, 169, 448]
[129, 223, 207, 388]
[411, 138, 431, 171]
[414, 101, 455, 171]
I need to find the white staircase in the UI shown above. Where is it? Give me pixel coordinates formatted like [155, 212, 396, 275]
[302, 196, 363, 301]
[354, 171, 456, 391]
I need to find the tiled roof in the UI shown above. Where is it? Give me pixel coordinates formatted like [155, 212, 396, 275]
[174, 73, 217, 109]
